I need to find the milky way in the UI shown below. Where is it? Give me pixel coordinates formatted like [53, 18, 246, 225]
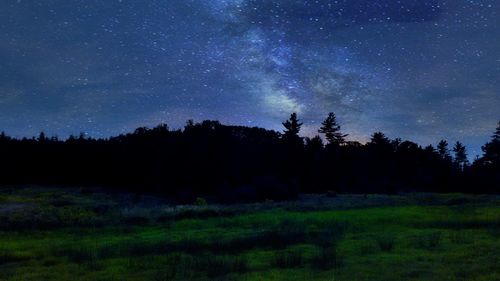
[0, 0, 499, 156]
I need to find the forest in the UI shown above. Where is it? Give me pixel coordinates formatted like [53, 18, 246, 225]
[0, 113, 499, 203]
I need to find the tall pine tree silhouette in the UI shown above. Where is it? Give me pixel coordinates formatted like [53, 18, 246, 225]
[437, 140, 452, 162]
[453, 141, 468, 170]
[481, 121, 500, 166]
[318, 112, 348, 146]
[282, 113, 303, 143]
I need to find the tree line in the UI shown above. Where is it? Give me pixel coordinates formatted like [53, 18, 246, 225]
[0, 113, 498, 202]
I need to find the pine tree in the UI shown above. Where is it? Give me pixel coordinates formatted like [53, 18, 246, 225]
[492, 121, 500, 141]
[437, 140, 451, 161]
[305, 135, 324, 151]
[481, 121, 500, 165]
[453, 141, 468, 170]
[153, 123, 169, 133]
[38, 132, 47, 142]
[367, 132, 393, 155]
[370, 132, 390, 146]
[282, 113, 303, 141]
[318, 112, 348, 145]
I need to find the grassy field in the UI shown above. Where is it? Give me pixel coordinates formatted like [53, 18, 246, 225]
[0, 187, 499, 281]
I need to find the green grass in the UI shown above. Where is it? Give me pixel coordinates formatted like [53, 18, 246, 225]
[0, 187, 499, 280]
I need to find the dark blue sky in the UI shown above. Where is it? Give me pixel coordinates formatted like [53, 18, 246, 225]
[0, 0, 499, 156]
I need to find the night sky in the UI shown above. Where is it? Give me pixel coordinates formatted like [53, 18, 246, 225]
[1, 1, 499, 156]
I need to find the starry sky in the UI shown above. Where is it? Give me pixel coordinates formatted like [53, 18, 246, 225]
[0, 0, 499, 156]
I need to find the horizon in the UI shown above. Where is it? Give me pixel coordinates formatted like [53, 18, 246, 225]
[1, 116, 494, 161]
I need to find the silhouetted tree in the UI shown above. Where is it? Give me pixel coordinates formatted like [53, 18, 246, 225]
[424, 145, 435, 153]
[153, 123, 169, 133]
[305, 136, 324, 152]
[437, 140, 452, 162]
[282, 113, 303, 143]
[453, 141, 468, 170]
[481, 121, 500, 166]
[0, 116, 498, 202]
[369, 132, 392, 150]
[318, 112, 347, 146]
[78, 132, 87, 141]
[38, 132, 47, 142]
[493, 121, 500, 140]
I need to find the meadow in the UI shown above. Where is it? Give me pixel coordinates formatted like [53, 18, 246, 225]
[0, 186, 499, 281]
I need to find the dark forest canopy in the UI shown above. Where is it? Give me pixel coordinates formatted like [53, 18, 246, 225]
[0, 114, 499, 203]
